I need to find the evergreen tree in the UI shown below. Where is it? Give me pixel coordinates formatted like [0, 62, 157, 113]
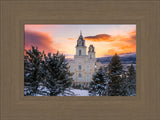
[108, 53, 127, 96]
[44, 52, 73, 96]
[24, 46, 44, 96]
[127, 64, 136, 96]
[89, 67, 108, 96]
[24, 54, 33, 96]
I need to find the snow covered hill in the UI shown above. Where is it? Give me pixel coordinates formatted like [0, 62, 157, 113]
[96, 53, 136, 64]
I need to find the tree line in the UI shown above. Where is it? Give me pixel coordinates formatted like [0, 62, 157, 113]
[89, 54, 136, 96]
[24, 47, 136, 96]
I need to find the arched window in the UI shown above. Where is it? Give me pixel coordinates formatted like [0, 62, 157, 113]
[71, 66, 73, 72]
[90, 54, 92, 59]
[78, 63, 81, 70]
[79, 50, 81, 56]
[78, 73, 82, 81]
[87, 75, 90, 82]
[87, 66, 89, 71]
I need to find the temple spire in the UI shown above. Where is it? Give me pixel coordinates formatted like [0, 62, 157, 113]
[76, 31, 86, 47]
[80, 30, 82, 35]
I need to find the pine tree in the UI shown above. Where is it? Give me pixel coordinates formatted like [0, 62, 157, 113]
[127, 64, 136, 96]
[44, 52, 73, 96]
[24, 46, 44, 96]
[24, 54, 33, 96]
[108, 53, 127, 96]
[89, 67, 108, 96]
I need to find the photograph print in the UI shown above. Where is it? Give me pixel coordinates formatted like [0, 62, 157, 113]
[24, 24, 136, 96]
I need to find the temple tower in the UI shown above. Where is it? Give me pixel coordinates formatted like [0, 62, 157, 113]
[76, 31, 87, 56]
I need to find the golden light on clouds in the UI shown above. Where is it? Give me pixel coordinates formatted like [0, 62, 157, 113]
[25, 30, 57, 54]
[69, 30, 136, 57]
[85, 34, 114, 42]
[25, 24, 136, 58]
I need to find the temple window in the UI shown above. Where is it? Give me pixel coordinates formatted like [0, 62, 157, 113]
[87, 75, 90, 82]
[78, 73, 82, 81]
[79, 50, 81, 56]
[90, 55, 92, 59]
[78, 63, 81, 70]
[87, 66, 89, 71]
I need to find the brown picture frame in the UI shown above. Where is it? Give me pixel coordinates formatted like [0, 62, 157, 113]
[1, 0, 160, 120]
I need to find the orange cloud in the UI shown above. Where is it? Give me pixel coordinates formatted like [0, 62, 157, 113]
[68, 30, 136, 56]
[106, 42, 136, 55]
[100, 31, 136, 56]
[69, 31, 136, 44]
[118, 31, 136, 44]
[128, 31, 136, 35]
[84, 34, 114, 42]
[24, 30, 57, 54]
[107, 49, 117, 55]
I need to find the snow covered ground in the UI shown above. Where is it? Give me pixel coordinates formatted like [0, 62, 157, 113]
[57, 88, 89, 96]
[70, 89, 89, 96]
[33, 86, 89, 96]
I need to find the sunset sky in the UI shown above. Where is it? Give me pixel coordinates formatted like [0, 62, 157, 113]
[24, 24, 136, 58]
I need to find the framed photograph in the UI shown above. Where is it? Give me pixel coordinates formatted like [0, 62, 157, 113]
[24, 24, 136, 96]
[1, 0, 160, 120]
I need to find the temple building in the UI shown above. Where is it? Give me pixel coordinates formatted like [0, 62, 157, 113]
[69, 32, 102, 87]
